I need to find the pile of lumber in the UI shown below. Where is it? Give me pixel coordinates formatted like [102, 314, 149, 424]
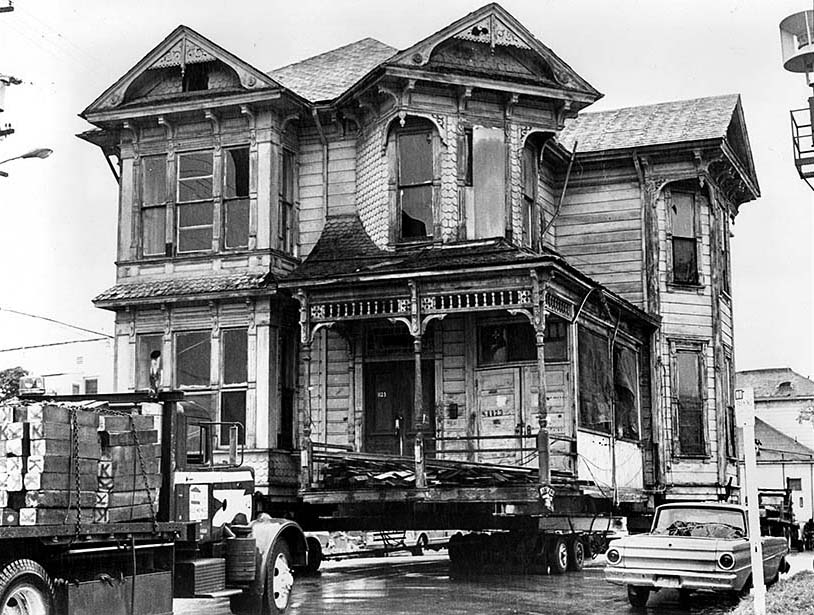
[0, 401, 161, 526]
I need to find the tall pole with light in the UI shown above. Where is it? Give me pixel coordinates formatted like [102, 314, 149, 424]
[0, 147, 52, 177]
[780, 8, 814, 190]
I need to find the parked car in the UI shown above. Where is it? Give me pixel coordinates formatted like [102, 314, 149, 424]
[604, 502, 790, 607]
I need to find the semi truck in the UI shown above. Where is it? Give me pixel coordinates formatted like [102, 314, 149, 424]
[0, 384, 309, 615]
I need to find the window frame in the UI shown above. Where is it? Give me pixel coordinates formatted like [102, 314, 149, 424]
[176, 150, 214, 254]
[222, 146, 251, 251]
[140, 154, 169, 258]
[389, 119, 438, 244]
[174, 329, 212, 389]
[136, 332, 164, 392]
[520, 143, 538, 250]
[670, 339, 709, 458]
[278, 148, 296, 254]
[665, 187, 702, 288]
[723, 352, 737, 460]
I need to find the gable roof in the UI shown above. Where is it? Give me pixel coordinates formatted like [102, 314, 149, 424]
[737, 368, 814, 399]
[83, 25, 282, 118]
[268, 38, 396, 103]
[756, 417, 814, 462]
[558, 94, 743, 153]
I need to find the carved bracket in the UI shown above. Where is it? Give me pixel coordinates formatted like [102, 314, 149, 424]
[157, 116, 175, 153]
[204, 110, 221, 151]
[240, 104, 257, 146]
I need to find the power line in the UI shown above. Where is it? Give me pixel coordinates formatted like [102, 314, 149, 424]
[0, 306, 113, 338]
[0, 336, 110, 353]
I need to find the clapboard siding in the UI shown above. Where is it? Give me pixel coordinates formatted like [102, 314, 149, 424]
[298, 139, 325, 257]
[325, 330, 351, 445]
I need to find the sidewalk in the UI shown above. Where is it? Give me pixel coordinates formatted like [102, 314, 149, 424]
[787, 550, 813, 576]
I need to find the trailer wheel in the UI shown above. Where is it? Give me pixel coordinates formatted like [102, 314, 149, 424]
[548, 536, 568, 574]
[265, 540, 294, 614]
[627, 585, 650, 608]
[0, 559, 55, 615]
[566, 537, 585, 571]
[303, 536, 323, 575]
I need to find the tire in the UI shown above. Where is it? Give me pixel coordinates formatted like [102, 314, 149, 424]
[627, 585, 650, 608]
[566, 537, 585, 572]
[265, 540, 294, 614]
[0, 559, 55, 615]
[412, 533, 429, 556]
[304, 536, 323, 575]
[548, 536, 568, 575]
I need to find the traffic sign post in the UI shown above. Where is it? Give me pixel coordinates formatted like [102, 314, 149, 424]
[735, 386, 766, 615]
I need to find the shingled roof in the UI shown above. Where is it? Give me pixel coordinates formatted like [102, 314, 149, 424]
[737, 368, 814, 399]
[558, 94, 742, 153]
[268, 38, 396, 103]
[93, 272, 268, 308]
[756, 417, 814, 462]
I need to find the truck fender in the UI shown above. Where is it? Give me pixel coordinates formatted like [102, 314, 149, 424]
[238, 514, 307, 605]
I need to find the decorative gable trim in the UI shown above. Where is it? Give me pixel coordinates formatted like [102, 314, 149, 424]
[387, 3, 600, 98]
[83, 26, 281, 117]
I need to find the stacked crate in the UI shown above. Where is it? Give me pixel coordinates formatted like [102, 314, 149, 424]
[94, 414, 161, 523]
[0, 401, 162, 526]
[1, 402, 100, 525]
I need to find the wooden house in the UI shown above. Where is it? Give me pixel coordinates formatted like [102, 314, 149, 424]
[80, 4, 759, 515]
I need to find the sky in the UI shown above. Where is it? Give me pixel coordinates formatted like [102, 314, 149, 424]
[0, 0, 812, 378]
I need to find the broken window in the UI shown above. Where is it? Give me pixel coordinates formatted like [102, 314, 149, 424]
[177, 151, 214, 253]
[521, 144, 537, 248]
[175, 330, 211, 387]
[223, 146, 250, 249]
[675, 347, 705, 455]
[614, 346, 639, 440]
[670, 191, 699, 285]
[136, 333, 163, 391]
[141, 155, 167, 256]
[578, 328, 612, 434]
[182, 62, 209, 92]
[396, 122, 434, 241]
[279, 149, 295, 253]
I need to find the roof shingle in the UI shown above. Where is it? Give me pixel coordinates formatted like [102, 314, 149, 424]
[756, 417, 814, 462]
[558, 94, 741, 153]
[737, 368, 814, 399]
[93, 272, 268, 305]
[268, 38, 396, 103]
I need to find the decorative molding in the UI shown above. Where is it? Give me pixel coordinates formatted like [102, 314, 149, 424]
[121, 121, 140, 159]
[453, 14, 531, 53]
[280, 113, 299, 135]
[204, 109, 221, 151]
[157, 116, 175, 153]
[240, 105, 257, 146]
[379, 109, 449, 155]
[457, 86, 473, 114]
[150, 38, 215, 71]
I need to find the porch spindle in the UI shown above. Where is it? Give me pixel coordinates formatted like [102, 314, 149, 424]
[413, 336, 427, 489]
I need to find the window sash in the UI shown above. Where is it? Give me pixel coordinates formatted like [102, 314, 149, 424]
[676, 349, 705, 455]
[136, 333, 163, 391]
[672, 237, 698, 285]
[142, 156, 167, 206]
[220, 390, 246, 445]
[177, 151, 213, 203]
[222, 328, 248, 385]
[578, 328, 612, 434]
[142, 206, 166, 256]
[177, 202, 213, 253]
[224, 198, 249, 249]
[223, 147, 249, 199]
[175, 331, 211, 387]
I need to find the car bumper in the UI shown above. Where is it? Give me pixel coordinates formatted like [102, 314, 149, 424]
[604, 566, 739, 591]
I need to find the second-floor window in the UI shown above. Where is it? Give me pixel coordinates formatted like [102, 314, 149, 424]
[669, 191, 699, 285]
[279, 149, 295, 253]
[521, 144, 537, 248]
[141, 155, 167, 256]
[396, 121, 434, 241]
[223, 147, 250, 249]
[177, 151, 214, 253]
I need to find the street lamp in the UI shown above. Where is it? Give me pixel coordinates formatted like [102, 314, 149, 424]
[0, 147, 53, 177]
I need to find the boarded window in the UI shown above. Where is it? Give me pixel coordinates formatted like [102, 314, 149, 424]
[614, 346, 639, 440]
[670, 192, 698, 285]
[521, 145, 537, 248]
[472, 126, 506, 239]
[222, 328, 248, 385]
[175, 331, 211, 387]
[279, 149, 295, 253]
[220, 390, 246, 445]
[224, 147, 250, 249]
[676, 349, 704, 455]
[397, 129, 433, 240]
[141, 156, 166, 256]
[578, 328, 612, 434]
[136, 333, 163, 391]
[177, 151, 213, 253]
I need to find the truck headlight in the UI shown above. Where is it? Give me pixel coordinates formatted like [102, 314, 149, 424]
[718, 553, 735, 570]
[606, 548, 621, 564]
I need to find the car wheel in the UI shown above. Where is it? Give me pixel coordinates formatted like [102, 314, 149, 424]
[627, 585, 650, 608]
[548, 536, 568, 574]
[0, 559, 55, 615]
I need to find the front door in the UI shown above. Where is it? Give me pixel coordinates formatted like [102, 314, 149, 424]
[475, 368, 521, 465]
[523, 364, 575, 473]
[364, 361, 434, 456]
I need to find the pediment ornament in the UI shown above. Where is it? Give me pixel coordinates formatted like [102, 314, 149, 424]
[453, 14, 530, 51]
[150, 38, 216, 70]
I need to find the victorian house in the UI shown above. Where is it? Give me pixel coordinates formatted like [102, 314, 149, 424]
[81, 4, 758, 511]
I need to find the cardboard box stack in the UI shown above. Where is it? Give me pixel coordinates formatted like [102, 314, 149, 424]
[0, 401, 162, 526]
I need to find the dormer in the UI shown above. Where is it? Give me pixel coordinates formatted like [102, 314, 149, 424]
[333, 3, 601, 250]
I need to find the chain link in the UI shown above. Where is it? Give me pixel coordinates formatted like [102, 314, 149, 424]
[68, 407, 82, 542]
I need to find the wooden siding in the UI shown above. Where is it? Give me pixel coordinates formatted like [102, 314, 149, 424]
[555, 181, 644, 306]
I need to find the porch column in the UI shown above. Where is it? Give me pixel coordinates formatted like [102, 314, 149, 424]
[300, 341, 313, 491]
[413, 336, 427, 488]
[531, 270, 552, 509]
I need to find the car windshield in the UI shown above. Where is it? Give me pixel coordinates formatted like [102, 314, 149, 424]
[652, 507, 746, 539]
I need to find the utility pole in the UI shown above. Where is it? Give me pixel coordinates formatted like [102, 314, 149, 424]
[736, 386, 766, 615]
[1, 2, 18, 138]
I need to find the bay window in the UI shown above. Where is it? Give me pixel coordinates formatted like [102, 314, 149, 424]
[141, 155, 167, 256]
[396, 120, 435, 241]
[223, 147, 250, 249]
[177, 151, 214, 253]
[279, 149, 295, 253]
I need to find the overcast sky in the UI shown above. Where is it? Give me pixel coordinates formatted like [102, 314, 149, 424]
[0, 0, 812, 377]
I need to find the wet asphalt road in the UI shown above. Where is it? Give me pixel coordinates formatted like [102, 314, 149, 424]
[174, 550, 799, 615]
